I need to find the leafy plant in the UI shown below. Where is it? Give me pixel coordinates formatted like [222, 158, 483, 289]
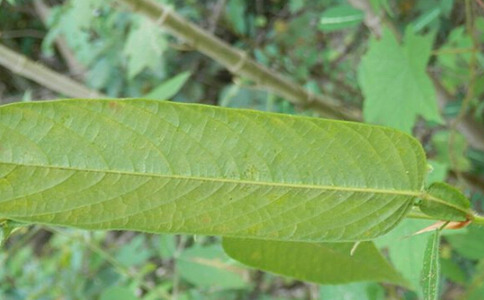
[0, 98, 483, 295]
[1, 0, 484, 299]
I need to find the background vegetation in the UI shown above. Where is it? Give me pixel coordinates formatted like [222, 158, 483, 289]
[0, 0, 483, 299]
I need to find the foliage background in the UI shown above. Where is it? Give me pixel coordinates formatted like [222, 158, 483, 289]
[0, 0, 483, 299]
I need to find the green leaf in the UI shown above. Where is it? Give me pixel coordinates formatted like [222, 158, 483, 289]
[440, 258, 467, 285]
[421, 229, 441, 300]
[222, 238, 408, 286]
[375, 219, 435, 293]
[114, 235, 153, 267]
[411, 7, 441, 33]
[319, 5, 364, 32]
[144, 72, 191, 100]
[420, 182, 471, 221]
[100, 286, 137, 300]
[0, 99, 427, 242]
[359, 27, 443, 133]
[177, 244, 248, 289]
[158, 234, 177, 259]
[320, 282, 385, 300]
[431, 131, 470, 172]
[123, 18, 168, 79]
[226, 0, 247, 35]
[425, 160, 448, 186]
[446, 225, 484, 260]
[467, 259, 484, 300]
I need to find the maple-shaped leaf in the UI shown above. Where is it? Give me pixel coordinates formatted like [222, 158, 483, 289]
[358, 27, 443, 133]
[123, 17, 168, 79]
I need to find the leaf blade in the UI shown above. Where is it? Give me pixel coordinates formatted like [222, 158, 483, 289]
[0, 99, 427, 241]
[222, 238, 409, 286]
[421, 229, 441, 300]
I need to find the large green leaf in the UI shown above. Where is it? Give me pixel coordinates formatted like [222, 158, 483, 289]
[0, 99, 427, 241]
[222, 238, 408, 286]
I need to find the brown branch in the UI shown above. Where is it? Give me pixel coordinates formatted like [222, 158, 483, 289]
[0, 43, 104, 99]
[114, 0, 361, 121]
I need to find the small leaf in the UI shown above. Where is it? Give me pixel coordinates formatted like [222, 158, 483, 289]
[144, 72, 191, 101]
[420, 182, 471, 221]
[421, 229, 441, 300]
[222, 238, 408, 286]
[319, 5, 364, 32]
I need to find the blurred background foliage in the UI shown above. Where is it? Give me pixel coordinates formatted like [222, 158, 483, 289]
[0, 0, 484, 299]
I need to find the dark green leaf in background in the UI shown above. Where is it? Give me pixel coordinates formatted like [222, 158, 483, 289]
[446, 226, 484, 260]
[144, 72, 191, 101]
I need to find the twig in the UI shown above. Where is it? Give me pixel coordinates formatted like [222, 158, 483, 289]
[114, 0, 361, 121]
[474, 0, 484, 11]
[449, 0, 480, 183]
[329, 24, 366, 69]
[346, 0, 382, 38]
[0, 43, 105, 99]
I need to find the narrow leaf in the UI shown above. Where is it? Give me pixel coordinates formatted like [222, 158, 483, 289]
[144, 72, 191, 100]
[0, 99, 427, 241]
[319, 5, 364, 32]
[222, 238, 408, 286]
[421, 229, 441, 300]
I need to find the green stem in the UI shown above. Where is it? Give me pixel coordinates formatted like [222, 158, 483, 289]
[407, 207, 484, 227]
[472, 213, 484, 226]
[114, 0, 360, 120]
[0, 44, 105, 99]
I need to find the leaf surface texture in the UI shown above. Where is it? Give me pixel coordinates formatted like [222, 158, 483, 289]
[0, 99, 426, 241]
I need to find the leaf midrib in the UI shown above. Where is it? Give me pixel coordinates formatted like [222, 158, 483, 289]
[0, 161, 423, 197]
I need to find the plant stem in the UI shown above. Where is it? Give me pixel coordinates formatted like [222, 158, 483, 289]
[114, 0, 361, 121]
[407, 207, 484, 227]
[472, 213, 484, 226]
[0, 44, 105, 99]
